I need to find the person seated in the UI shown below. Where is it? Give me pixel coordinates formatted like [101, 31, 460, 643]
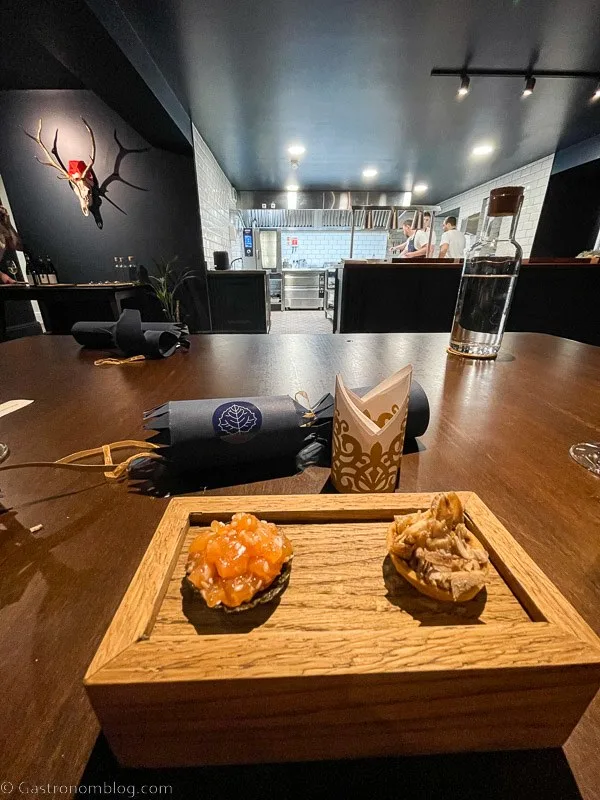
[0, 202, 22, 284]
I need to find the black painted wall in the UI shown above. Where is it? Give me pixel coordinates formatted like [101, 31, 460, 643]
[0, 89, 210, 329]
[531, 158, 600, 258]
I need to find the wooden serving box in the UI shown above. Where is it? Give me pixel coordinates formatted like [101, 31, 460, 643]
[85, 493, 600, 767]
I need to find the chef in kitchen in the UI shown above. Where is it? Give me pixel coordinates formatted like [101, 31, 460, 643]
[438, 215, 467, 259]
[390, 219, 414, 257]
[390, 212, 436, 258]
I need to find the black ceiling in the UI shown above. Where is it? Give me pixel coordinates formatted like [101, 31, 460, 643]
[0, 24, 83, 91]
[112, 0, 600, 201]
[1, 0, 191, 154]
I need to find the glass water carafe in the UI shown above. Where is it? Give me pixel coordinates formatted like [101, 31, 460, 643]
[449, 186, 524, 359]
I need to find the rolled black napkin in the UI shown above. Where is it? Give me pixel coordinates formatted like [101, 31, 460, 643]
[71, 309, 189, 359]
[143, 381, 429, 473]
[145, 394, 333, 471]
[406, 380, 430, 440]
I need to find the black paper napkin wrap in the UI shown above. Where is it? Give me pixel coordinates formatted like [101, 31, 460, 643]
[143, 383, 429, 473]
[145, 394, 333, 471]
[71, 309, 189, 359]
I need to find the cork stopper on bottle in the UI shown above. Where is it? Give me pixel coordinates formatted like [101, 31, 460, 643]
[488, 186, 524, 217]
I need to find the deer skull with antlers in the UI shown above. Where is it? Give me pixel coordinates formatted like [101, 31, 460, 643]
[24, 117, 96, 217]
[23, 117, 150, 229]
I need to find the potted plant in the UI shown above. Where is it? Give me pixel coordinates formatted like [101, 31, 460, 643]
[147, 256, 196, 323]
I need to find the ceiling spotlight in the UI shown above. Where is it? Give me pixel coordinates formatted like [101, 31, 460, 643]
[362, 168, 378, 178]
[286, 183, 299, 191]
[472, 143, 495, 157]
[457, 74, 470, 97]
[522, 76, 536, 97]
[288, 145, 306, 156]
[413, 183, 428, 194]
[592, 83, 600, 102]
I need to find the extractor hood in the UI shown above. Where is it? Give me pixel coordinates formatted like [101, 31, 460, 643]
[240, 207, 392, 229]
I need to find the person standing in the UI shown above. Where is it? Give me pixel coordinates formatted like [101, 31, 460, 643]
[389, 220, 414, 256]
[439, 216, 466, 259]
[402, 211, 437, 259]
[0, 201, 23, 284]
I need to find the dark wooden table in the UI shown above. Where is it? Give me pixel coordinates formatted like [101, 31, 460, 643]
[1, 333, 599, 799]
[0, 283, 143, 339]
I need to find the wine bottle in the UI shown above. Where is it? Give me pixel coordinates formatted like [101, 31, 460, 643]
[127, 255, 138, 282]
[46, 256, 59, 284]
[24, 253, 35, 285]
[37, 257, 49, 285]
[138, 263, 149, 283]
[29, 254, 40, 286]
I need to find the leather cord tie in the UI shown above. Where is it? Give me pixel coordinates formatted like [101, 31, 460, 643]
[94, 355, 146, 366]
[0, 440, 163, 481]
[295, 390, 318, 426]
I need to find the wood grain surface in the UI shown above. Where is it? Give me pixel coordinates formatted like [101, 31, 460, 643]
[84, 493, 600, 766]
[1, 333, 600, 796]
[87, 659, 600, 768]
[154, 521, 527, 634]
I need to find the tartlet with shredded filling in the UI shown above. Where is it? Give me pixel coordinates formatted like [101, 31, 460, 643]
[387, 492, 489, 602]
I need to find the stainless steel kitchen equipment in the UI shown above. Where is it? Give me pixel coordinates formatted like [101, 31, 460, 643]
[241, 227, 281, 271]
[349, 204, 442, 257]
[269, 272, 283, 311]
[238, 191, 411, 213]
[242, 227, 259, 270]
[324, 266, 338, 321]
[259, 230, 280, 270]
[283, 269, 325, 310]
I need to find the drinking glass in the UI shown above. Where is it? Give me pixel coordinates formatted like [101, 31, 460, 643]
[569, 442, 600, 476]
[6, 260, 19, 281]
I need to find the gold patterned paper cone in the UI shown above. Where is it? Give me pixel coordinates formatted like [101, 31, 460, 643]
[331, 366, 412, 493]
[349, 364, 412, 428]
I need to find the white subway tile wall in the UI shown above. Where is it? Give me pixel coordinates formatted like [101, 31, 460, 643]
[192, 124, 241, 264]
[193, 120, 551, 264]
[438, 154, 554, 258]
[281, 230, 388, 266]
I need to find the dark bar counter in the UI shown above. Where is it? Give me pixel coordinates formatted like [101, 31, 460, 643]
[0, 283, 147, 339]
[207, 270, 270, 332]
[335, 259, 600, 345]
